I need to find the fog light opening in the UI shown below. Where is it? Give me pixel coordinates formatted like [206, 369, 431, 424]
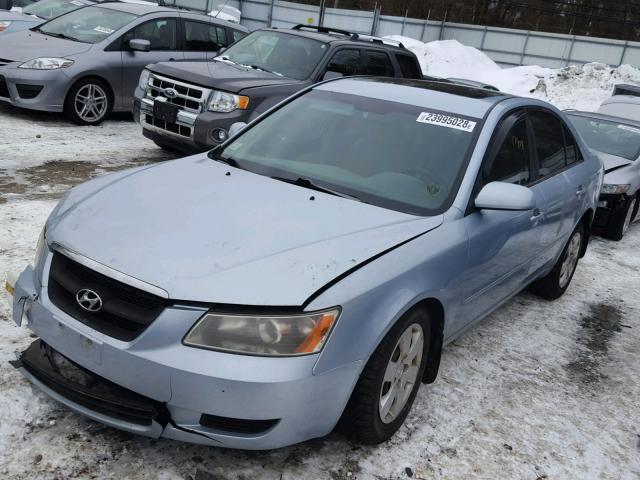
[211, 128, 228, 142]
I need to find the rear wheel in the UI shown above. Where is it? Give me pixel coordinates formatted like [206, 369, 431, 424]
[604, 196, 637, 241]
[343, 308, 430, 444]
[530, 222, 584, 299]
[64, 78, 112, 126]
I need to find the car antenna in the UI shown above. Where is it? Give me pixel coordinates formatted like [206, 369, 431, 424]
[212, 0, 231, 19]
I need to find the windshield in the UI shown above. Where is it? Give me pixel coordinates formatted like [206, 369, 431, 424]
[217, 30, 328, 80]
[23, 0, 89, 20]
[569, 114, 640, 160]
[37, 6, 137, 43]
[215, 89, 479, 215]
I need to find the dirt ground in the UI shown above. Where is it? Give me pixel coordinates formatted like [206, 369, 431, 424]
[0, 105, 639, 480]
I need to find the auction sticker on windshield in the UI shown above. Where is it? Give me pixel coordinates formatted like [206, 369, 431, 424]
[417, 111, 476, 132]
[94, 26, 115, 34]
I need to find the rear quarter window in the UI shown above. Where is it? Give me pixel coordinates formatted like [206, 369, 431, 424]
[395, 54, 421, 78]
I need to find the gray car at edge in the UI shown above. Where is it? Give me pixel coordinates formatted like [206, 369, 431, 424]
[0, 2, 247, 124]
[7, 78, 602, 449]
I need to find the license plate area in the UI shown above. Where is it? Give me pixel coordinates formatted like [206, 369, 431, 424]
[153, 99, 178, 123]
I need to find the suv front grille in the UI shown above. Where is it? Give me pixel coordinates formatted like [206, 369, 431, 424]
[48, 252, 169, 341]
[148, 75, 207, 113]
[145, 113, 191, 137]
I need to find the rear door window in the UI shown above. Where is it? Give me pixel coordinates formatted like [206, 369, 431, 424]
[486, 118, 531, 185]
[183, 20, 226, 51]
[529, 110, 567, 178]
[362, 50, 394, 76]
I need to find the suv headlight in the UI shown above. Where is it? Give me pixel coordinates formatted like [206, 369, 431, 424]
[138, 69, 151, 90]
[601, 184, 630, 194]
[19, 58, 74, 70]
[207, 90, 249, 113]
[183, 308, 340, 356]
[0, 21, 12, 32]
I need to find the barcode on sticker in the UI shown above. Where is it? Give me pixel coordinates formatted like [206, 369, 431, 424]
[417, 112, 476, 132]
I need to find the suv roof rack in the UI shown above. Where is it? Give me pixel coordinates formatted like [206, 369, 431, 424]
[291, 25, 406, 49]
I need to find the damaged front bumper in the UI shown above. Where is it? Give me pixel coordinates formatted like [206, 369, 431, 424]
[8, 261, 362, 450]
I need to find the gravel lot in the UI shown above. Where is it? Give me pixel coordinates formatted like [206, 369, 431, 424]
[0, 104, 639, 480]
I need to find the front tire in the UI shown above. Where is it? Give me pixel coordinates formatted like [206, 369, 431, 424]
[530, 222, 584, 299]
[64, 78, 112, 126]
[343, 308, 430, 444]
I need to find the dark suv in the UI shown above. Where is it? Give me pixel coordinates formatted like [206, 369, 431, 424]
[133, 25, 424, 152]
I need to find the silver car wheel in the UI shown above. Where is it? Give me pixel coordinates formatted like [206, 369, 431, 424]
[622, 198, 637, 234]
[379, 323, 423, 424]
[74, 84, 108, 122]
[559, 231, 581, 288]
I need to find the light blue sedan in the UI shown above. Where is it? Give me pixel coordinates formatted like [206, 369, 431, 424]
[7, 77, 602, 449]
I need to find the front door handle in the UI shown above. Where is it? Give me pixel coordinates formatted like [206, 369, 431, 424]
[530, 208, 544, 223]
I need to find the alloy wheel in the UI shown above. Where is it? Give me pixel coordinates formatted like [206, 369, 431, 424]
[74, 84, 108, 123]
[559, 231, 581, 288]
[379, 323, 423, 424]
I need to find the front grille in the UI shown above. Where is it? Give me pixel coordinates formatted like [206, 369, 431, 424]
[0, 76, 9, 98]
[15, 340, 167, 426]
[145, 113, 191, 137]
[16, 84, 43, 99]
[199, 413, 279, 435]
[148, 74, 206, 113]
[48, 252, 169, 341]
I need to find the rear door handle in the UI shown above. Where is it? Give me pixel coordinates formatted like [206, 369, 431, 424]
[576, 185, 585, 197]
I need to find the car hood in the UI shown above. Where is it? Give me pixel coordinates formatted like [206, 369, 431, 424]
[47, 156, 442, 306]
[0, 30, 91, 61]
[594, 150, 633, 174]
[149, 59, 302, 92]
[0, 11, 39, 21]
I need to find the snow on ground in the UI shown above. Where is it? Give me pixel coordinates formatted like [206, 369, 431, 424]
[387, 36, 640, 111]
[1, 42, 640, 479]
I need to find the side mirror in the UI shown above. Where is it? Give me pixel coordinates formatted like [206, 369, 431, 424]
[228, 122, 247, 138]
[322, 70, 344, 81]
[129, 38, 151, 52]
[475, 182, 535, 211]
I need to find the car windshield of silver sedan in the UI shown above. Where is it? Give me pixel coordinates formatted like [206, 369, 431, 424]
[36, 6, 137, 43]
[23, 0, 89, 20]
[569, 114, 640, 161]
[215, 89, 479, 215]
[215, 30, 328, 80]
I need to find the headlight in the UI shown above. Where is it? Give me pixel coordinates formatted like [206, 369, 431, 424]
[34, 226, 46, 266]
[19, 58, 74, 70]
[183, 308, 340, 356]
[138, 69, 151, 90]
[207, 90, 249, 113]
[601, 184, 630, 194]
[0, 21, 12, 32]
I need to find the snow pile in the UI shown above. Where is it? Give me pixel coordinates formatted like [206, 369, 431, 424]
[387, 36, 640, 111]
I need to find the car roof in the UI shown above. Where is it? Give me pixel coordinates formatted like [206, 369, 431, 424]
[98, 2, 176, 14]
[315, 77, 510, 119]
[261, 26, 414, 53]
[565, 109, 640, 128]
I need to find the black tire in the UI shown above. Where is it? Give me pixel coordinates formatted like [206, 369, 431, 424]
[64, 78, 112, 126]
[530, 222, 585, 299]
[343, 308, 430, 444]
[603, 195, 638, 241]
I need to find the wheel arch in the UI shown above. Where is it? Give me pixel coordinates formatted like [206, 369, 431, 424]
[411, 298, 445, 384]
[578, 208, 593, 258]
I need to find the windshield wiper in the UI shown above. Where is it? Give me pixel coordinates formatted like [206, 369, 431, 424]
[271, 176, 361, 202]
[246, 64, 283, 77]
[40, 31, 81, 42]
[207, 151, 245, 170]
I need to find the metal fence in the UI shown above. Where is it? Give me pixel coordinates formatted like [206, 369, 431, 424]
[216, 0, 640, 68]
